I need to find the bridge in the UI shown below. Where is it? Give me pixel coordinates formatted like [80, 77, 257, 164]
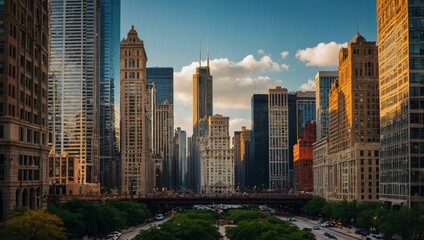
[51, 192, 313, 212]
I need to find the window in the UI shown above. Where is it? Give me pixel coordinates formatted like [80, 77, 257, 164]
[0, 0, 4, 11]
[26, 129, 31, 143]
[0, 62, 4, 74]
[0, 21, 4, 33]
[0, 125, 3, 138]
[19, 127, 24, 141]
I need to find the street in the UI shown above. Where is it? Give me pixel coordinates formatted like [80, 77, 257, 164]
[277, 216, 361, 240]
[119, 217, 171, 240]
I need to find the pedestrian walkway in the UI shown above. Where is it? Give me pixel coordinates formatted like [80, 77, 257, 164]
[299, 217, 362, 240]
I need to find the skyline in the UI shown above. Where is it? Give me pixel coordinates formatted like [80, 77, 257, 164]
[122, 0, 376, 136]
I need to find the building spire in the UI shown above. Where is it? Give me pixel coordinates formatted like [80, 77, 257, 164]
[199, 41, 202, 67]
[206, 39, 209, 67]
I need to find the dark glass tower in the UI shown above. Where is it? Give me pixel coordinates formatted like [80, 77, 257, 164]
[147, 67, 174, 104]
[250, 94, 269, 189]
[99, 0, 120, 189]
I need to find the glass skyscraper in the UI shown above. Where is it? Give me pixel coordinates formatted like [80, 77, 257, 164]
[49, 0, 98, 184]
[99, 0, 120, 189]
[147, 67, 174, 105]
[250, 94, 269, 189]
[315, 71, 338, 141]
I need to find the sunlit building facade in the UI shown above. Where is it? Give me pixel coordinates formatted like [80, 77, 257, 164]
[377, 0, 424, 206]
[120, 26, 152, 195]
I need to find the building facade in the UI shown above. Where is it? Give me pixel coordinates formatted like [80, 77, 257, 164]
[377, 0, 424, 207]
[174, 127, 187, 189]
[250, 94, 269, 189]
[0, 0, 50, 220]
[296, 92, 316, 140]
[315, 71, 338, 141]
[239, 127, 251, 188]
[313, 137, 329, 198]
[120, 26, 152, 195]
[146, 67, 173, 105]
[99, 0, 120, 191]
[326, 33, 380, 201]
[191, 59, 213, 192]
[200, 114, 234, 194]
[293, 121, 316, 192]
[49, 0, 99, 186]
[268, 87, 290, 190]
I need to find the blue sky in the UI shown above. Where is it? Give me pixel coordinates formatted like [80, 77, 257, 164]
[121, 0, 377, 136]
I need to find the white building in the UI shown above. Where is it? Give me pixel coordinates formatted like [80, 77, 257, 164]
[200, 114, 234, 194]
[268, 87, 290, 190]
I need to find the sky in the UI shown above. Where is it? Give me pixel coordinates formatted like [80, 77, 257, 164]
[121, 0, 377, 137]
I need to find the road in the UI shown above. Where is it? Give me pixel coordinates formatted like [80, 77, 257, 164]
[277, 216, 361, 240]
[120, 217, 171, 240]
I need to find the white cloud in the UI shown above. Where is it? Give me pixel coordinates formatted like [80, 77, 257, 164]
[174, 54, 285, 111]
[281, 64, 289, 71]
[229, 118, 251, 137]
[299, 79, 316, 91]
[280, 51, 289, 59]
[295, 42, 347, 67]
[258, 49, 266, 55]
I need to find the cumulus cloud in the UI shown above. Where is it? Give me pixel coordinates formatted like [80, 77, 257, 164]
[299, 79, 316, 91]
[258, 49, 266, 55]
[174, 54, 285, 111]
[296, 42, 347, 67]
[281, 64, 289, 71]
[280, 51, 289, 59]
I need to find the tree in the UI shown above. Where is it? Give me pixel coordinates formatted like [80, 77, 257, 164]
[0, 208, 67, 240]
[302, 196, 327, 217]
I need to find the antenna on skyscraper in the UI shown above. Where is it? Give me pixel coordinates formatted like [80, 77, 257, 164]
[199, 41, 202, 67]
[207, 39, 209, 67]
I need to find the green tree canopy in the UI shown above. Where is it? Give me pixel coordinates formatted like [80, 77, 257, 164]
[0, 208, 67, 240]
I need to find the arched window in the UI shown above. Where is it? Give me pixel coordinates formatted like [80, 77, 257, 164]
[137, 59, 139, 68]
[129, 58, 135, 68]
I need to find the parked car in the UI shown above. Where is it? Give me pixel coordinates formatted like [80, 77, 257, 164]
[366, 233, 384, 240]
[105, 234, 118, 240]
[355, 229, 370, 236]
[321, 221, 331, 227]
[313, 225, 320, 230]
[154, 213, 164, 220]
[328, 234, 338, 239]
[110, 231, 121, 238]
[286, 217, 296, 221]
[324, 232, 331, 237]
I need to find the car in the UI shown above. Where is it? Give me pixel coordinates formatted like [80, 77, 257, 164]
[366, 233, 384, 240]
[110, 231, 121, 238]
[105, 234, 118, 240]
[328, 234, 338, 239]
[154, 213, 164, 220]
[313, 225, 320, 230]
[286, 217, 297, 221]
[324, 232, 331, 237]
[303, 227, 312, 231]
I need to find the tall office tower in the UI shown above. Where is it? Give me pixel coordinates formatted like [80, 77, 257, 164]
[99, 0, 120, 190]
[154, 100, 174, 187]
[147, 67, 174, 105]
[120, 26, 152, 195]
[327, 33, 379, 201]
[315, 71, 338, 141]
[0, 0, 49, 220]
[49, 0, 99, 189]
[295, 91, 316, 140]
[268, 87, 290, 189]
[250, 94, 269, 189]
[378, 0, 424, 207]
[293, 121, 316, 192]
[174, 127, 187, 189]
[191, 56, 213, 192]
[200, 114, 234, 194]
[187, 137, 193, 188]
[232, 131, 241, 188]
[233, 127, 251, 189]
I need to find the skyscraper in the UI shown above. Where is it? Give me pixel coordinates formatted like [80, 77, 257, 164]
[174, 127, 187, 189]
[296, 92, 316, 139]
[49, 0, 99, 185]
[377, 0, 424, 206]
[268, 87, 290, 190]
[315, 71, 338, 141]
[146, 67, 174, 105]
[293, 121, 316, 192]
[191, 57, 213, 192]
[250, 94, 269, 189]
[0, 0, 50, 220]
[120, 26, 152, 195]
[327, 33, 379, 201]
[200, 114, 234, 194]
[99, 0, 120, 190]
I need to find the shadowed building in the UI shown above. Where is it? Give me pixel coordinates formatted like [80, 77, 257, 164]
[294, 121, 316, 192]
[0, 0, 50, 220]
[315, 71, 338, 141]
